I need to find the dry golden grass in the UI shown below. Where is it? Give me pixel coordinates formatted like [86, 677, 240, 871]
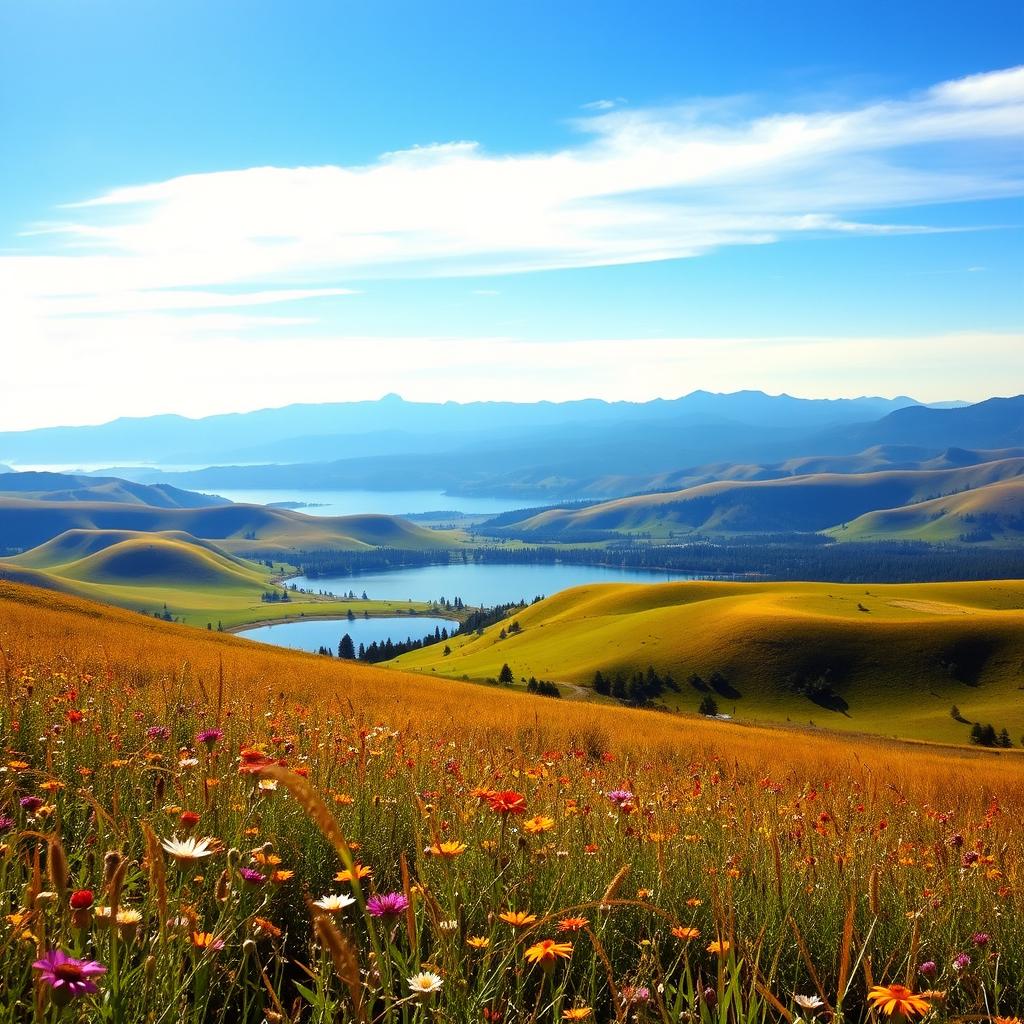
[2, 579, 1021, 814]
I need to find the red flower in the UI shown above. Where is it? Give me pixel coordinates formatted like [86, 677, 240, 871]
[487, 790, 527, 815]
[67, 710, 85, 724]
[179, 811, 201, 828]
[69, 889, 94, 910]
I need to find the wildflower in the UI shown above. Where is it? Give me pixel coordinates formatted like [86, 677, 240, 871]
[238, 868, 266, 886]
[558, 916, 589, 932]
[606, 789, 634, 806]
[197, 729, 223, 747]
[487, 790, 527, 815]
[69, 889, 94, 910]
[335, 863, 373, 884]
[793, 994, 825, 1011]
[252, 917, 283, 940]
[33, 950, 106, 1004]
[270, 870, 294, 884]
[686, 898, 703, 907]
[429, 840, 467, 858]
[467, 936, 491, 949]
[918, 961, 937, 979]
[524, 939, 573, 969]
[407, 971, 443, 996]
[499, 910, 537, 928]
[524, 815, 555, 834]
[952, 952, 971, 972]
[672, 926, 701, 941]
[179, 811, 201, 828]
[867, 985, 931, 1018]
[972, 932, 991, 947]
[707, 940, 731, 955]
[20, 795, 44, 813]
[366, 892, 409, 919]
[313, 893, 355, 913]
[621, 986, 651, 1005]
[563, 1009, 592, 1020]
[191, 931, 225, 951]
[160, 835, 217, 866]
[0, 815, 13, 832]
[147, 726, 170, 741]
[993, 1018, 1024, 1024]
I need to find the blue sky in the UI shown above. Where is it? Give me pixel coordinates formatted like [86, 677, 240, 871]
[1, 1, 1022, 428]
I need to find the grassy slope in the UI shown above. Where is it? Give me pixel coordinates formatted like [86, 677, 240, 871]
[0, 499, 467, 553]
[389, 578, 1024, 744]
[0, 530, 440, 628]
[501, 458, 1024, 536]
[827, 478, 1024, 544]
[3, 576, 1023, 782]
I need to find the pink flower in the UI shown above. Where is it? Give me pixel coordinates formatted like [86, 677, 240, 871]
[367, 892, 409, 919]
[33, 950, 106, 1003]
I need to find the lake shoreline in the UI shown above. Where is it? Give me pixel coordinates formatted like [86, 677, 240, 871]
[229, 608, 462, 635]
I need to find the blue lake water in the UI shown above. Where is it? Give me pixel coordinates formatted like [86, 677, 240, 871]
[214, 488, 542, 517]
[290, 562, 702, 608]
[237, 615, 456, 654]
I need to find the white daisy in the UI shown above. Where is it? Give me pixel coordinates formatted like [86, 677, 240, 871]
[160, 835, 217, 865]
[407, 971, 443, 996]
[312, 893, 356, 913]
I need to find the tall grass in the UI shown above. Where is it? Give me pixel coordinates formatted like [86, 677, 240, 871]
[0, 580, 1021, 1022]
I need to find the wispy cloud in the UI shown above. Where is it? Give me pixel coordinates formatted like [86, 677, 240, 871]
[5, 64, 1021, 307]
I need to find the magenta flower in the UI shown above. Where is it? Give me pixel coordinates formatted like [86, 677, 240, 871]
[367, 892, 409, 919]
[972, 932, 991, 947]
[953, 952, 971, 972]
[238, 867, 266, 886]
[918, 960, 938, 979]
[606, 789, 634, 806]
[19, 795, 44, 813]
[147, 725, 170, 741]
[0, 814, 13, 832]
[33, 950, 106, 1003]
[197, 728, 223, 747]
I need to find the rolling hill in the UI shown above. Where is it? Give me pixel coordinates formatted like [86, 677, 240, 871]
[0, 470, 227, 508]
[487, 458, 1024, 538]
[828, 478, 1024, 544]
[390, 579, 1024, 743]
[0, 500, 467, 554]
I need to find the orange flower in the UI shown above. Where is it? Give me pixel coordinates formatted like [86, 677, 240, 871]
[707, 940, 730, 955]
[252, 917, 282, 940]
[499, 910, 537, 928]
[335, 863, 373, 884]
[487, 791, 527, 815]
[467, 936, 491, 949]
[557, 916, 589, 932]
[191, 931, 224, 950]
[524, 939, 573, 968]
[867, 985, 931, 1018]
[672, 926, 701, 941]
[270, 870, 294, 884]
[563, 1010, 592, 1020]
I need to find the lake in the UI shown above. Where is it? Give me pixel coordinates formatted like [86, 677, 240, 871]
[214, 488, 546, 517]
[237, 615, 456, 654]
[289, 562, 703, 608]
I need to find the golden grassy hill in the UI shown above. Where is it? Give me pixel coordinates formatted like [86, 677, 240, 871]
[389, 578, 1024, 743]
[828, 477, 1024, 544]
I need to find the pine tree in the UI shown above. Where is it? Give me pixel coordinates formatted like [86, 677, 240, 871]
[338, 634, 356, 659]
[498, 663, 514, 685]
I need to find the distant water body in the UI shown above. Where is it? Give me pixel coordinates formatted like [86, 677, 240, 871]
[238, 615, 456, 654]
[290, 562, 705, 608]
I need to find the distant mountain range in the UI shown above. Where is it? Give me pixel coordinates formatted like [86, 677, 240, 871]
[0, 471, 227, 509]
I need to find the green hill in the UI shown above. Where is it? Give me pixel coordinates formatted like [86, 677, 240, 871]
[0, 470, 226, 508]
[491, 458, 1024, 538]
[0, 500, 467, 554]
[389, 579, 1024, 743]
[829, 478, 1024, 544]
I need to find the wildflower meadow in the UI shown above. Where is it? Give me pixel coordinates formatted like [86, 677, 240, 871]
[0, 581, 1022, 1023]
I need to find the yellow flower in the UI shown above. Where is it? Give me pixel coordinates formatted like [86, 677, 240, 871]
[867, 985, 931, 1018]
[707, 940, 730, 955]
[335, 863, 373, 884]
[467, 936, 491, 949]
[430, 841, 467, 858]
[563, 1009, 592, 1020]
[524, 815, 555, 834]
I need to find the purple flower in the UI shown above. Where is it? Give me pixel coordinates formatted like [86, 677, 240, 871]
[605, 789, 634, 806]
[953, 952, 971, 972]
[0, 814, 14, 832]
[33, 950, 106, 1002]
[971, 932, 991, 947]
[197, 728, 223, 747]
[620, 986, 651, 1006]
[238, 868, 266, 886]
[366, 891, 410, 919]
[147, 726, 170, 741]
[19, 795, 44, 813]
[918, 960, 938, 979]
